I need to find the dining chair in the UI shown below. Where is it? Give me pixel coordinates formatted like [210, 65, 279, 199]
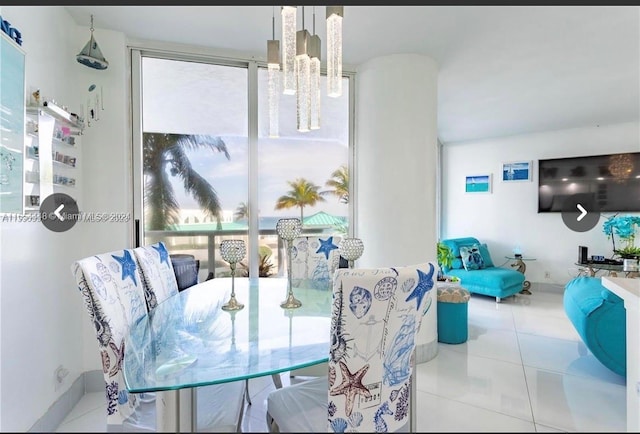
[72, 248, 246, 432]
[133, 241, 254, 406]
[288, 235, 342, 379]
[132, 242, 179, 311]
[290, 235, 342, 291]
[266, 262, 437, 432]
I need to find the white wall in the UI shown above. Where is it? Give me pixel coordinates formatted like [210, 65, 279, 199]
[0, 6, 129, 431]
[441, 121, 640, 286]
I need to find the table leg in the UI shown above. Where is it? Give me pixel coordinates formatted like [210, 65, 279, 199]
[511, 258, 532, 295]
[156, 389, 194, 433]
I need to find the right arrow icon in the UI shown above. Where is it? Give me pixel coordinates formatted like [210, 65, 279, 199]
[576, 204, 587, 222]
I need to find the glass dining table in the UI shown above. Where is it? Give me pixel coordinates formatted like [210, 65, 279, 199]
[123, 277, 332, 432]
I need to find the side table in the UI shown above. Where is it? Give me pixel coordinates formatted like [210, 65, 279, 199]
[505, 255, 536, 295]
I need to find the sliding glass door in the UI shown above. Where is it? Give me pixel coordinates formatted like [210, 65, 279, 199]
[131, 48, 352, 281]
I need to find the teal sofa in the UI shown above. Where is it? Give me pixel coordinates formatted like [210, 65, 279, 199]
[563, 276, 626, 377]
[441, 237, 525, 302]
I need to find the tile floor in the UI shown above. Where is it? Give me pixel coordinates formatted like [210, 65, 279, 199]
[56, 284, 627, 432]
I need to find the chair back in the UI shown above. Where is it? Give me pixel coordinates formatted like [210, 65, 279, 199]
[328, 262, 436, 432]
[71, 248, 149, 428]
[290, 235, 342, 290]
[132, 242, 179, 310]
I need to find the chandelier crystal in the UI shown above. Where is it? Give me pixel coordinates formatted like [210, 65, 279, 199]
[281, 6, 297, 95]
[309, 10, 321, 130]
[267, 9, 280, 138]
[295, 28, 312, 132]
[326, 6, 343, 98]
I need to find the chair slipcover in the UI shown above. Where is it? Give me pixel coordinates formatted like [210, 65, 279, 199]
[133, 242, 180, 310]
[267, 262, 437, 432]
[72, 249, 151, 430]
[73, 247, 246, 432]
[290, 235, 342, 290]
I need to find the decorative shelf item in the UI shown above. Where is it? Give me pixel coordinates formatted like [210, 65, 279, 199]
[27, 100, 84, 131]
[24, 94, 81, 209]
[276, 218, 303, 309]
[338, 237, 365, 269]
[220, 239, 246, 311]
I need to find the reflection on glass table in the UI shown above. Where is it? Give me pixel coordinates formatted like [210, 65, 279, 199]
[575, 262, 639, 278]
[505, 255, 536, 295]
[123, 277, 331, 432]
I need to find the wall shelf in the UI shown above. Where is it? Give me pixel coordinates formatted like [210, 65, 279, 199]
[26, 101, 84, 131]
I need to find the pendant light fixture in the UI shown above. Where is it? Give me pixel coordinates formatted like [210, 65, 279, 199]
[309, 7, 321, 130]
[295, 7, 311, 132]
[76, 14, 109, 70]
[326, 6, 343, 97]
[267, 7, 280, 138]
[281, 6, 297, 95]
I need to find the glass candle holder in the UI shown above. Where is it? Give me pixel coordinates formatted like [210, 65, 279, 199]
[276, 218, 303, 308]
[338, 237, 365, 269]
[220, 239, 246, 311]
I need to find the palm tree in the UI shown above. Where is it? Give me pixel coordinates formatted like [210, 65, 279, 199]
[234, 202, 249, 221]
[143, 133, 230, 230]
[275, 178, 326, 222]
[321, 165, 349, 204]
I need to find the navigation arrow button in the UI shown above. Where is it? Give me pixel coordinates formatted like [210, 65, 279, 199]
[576, 204, 587, 222]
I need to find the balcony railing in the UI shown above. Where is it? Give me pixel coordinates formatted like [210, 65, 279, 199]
[145, 226, 334, 279]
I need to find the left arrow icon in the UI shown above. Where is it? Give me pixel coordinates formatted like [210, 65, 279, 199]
[54, 204, 65, 221]
[576, 204, 587, 222]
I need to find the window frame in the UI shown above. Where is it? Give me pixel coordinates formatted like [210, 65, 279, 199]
[129, 44, 356, 279]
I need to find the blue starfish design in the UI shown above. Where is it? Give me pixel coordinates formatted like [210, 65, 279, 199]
[405, 264, 434, 310]
[111, 250, 138, 286]
[316, 236, 339, 260]
[152, 243, 170, 267]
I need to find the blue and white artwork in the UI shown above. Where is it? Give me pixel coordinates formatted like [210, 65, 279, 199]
[502, 161, 532, 182]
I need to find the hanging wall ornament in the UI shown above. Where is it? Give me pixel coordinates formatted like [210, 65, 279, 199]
[76, 15, 109, 70]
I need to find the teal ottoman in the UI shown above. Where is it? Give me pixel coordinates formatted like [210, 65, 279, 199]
[437, 284, 471, 344]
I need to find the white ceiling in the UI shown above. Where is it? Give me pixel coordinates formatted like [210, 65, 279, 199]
[65, 5, 639, 144]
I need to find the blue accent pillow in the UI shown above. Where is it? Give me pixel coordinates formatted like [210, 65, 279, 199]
[478, 243, 494, 267]
[460, 245, 485, 270]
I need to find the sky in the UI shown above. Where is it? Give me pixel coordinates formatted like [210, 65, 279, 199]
[141, 56, 349, 219]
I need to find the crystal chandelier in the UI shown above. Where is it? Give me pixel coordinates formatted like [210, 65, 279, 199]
[269, 6, 344, 133]
[608, 153, 634, 183]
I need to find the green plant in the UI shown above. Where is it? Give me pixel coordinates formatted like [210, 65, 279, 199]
[437, 242, 455, 269]
[437, 242, 456, 281]
[240, 245, 276, 277]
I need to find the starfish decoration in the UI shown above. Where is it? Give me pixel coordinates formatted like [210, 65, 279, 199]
[111, 250, 138, 286]
[316, 236, 339, 260]
[152, 243, 170, 267]
[329, 360, 372, 417]
[405, 263, 434, 310]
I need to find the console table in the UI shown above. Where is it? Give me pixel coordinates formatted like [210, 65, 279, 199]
[601, 276, 640, 432]
[575, 262, 638, 278]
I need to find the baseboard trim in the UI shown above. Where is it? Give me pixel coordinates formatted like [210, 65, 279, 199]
[28, 370, 103, 432]
[416, 338, 438, 363]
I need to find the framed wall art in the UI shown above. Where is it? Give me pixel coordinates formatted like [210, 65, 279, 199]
[465, 174, 492, 193]
[502, 161, 532, 182]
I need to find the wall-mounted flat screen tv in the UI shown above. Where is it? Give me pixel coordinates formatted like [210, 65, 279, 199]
[538, 152, 640, 213]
